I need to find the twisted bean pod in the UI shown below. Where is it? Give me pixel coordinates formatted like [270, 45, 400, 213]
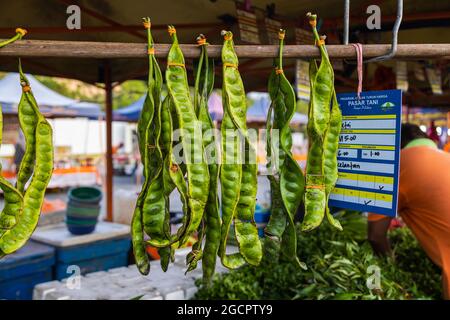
[219, 103, 244, 268]
[0, 177, 23, 236]
[148, 27, 209, 250]
[219, 31, 261, 269]
[263, 102, 286, 262]
[323, 93, 343, 230]
[16, 61, 40, 194]
[0, 32, 52, 257]
[160, 26, 209, 247]
[265, 30, 306, 269]
[0, 120, 53, 254]
[131, 18, 162, 275]
[0, 107, 24, 238]
[186, 36, 220, 284]
[302, 13, 342, 231]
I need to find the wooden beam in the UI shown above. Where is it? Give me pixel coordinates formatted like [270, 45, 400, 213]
[0, 40, 449, 59]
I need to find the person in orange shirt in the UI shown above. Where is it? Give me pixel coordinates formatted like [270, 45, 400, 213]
[444, 140, 450, 153]
[368, 123, 450, 300]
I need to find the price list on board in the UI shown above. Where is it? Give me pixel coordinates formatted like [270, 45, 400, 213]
[328, 90, 402, 217]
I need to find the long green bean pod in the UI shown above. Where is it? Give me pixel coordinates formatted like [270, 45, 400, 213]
[186, 35, 220, 284]
[0, 119, 53, 254]
[265, 30, 306, 269]
[0, 58, 53, 255]
[148, 26, 209, 248]
[263, 101, 286, 262]
[302, 13, 342, 231]
[0, 107, 24, 238]
[219, 31, 261, 269]
[323, 92, 343, 230]
[131, 18, 163, 275]
[0, 177, 23, 239]
[16, 61, 40, 194]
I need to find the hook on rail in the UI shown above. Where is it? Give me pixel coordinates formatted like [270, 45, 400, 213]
[343, 0, 403, 63]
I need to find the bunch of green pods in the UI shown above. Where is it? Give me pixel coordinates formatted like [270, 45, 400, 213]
[131, 13, 343, 283]
[0, 28, 54, 258]
[264, 29, 306, 269]
[302, 13, 343, 232]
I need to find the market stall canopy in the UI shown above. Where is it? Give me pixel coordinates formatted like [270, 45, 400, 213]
[113, 91, 307, 124]
[0, 73, 103, 118]
[0, 0, 449, 94]
[246, 92, 307, 124]
[114, 92, 223, 122]
[113, 95, 146, 121]
[67, 101, 104, 119]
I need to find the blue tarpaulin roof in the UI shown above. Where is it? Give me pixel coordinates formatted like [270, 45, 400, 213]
[67, 101, 104, 119]
[0, 73, 103, 119]
[246, 92, 307, 124]
[113, 95, 146, 121]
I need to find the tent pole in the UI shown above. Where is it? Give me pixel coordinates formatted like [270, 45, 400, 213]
[104, 60, 114, 222]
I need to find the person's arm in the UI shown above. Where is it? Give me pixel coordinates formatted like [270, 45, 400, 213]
[367, 214, 392, 256]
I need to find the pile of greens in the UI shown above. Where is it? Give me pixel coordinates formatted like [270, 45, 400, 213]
[194, 211, 442, 300]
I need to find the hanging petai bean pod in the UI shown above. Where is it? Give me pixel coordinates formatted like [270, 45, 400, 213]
[264, 30, 306, 269]
[0, 107, 24, 239]
[0, 60, 53, 255]
[131, 18, 163, 275]
[186, 35, 220, 286]
[302, 13, 342, 232]
[147, 25, 210, 250]
[219, 31, 262, 269]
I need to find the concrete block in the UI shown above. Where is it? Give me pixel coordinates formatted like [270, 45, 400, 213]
[115, 276, 148, 288]
[161, 286, 185, 300]
[85, 271, 108, 278]
[108, 266, 130, 274]
[33, 281, 63, 300]
[184, 286, 198, 300]
[140, 292, 163, 300]
[44, 290, 72, 300]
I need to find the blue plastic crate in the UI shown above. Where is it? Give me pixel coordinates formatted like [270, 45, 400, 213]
[54, 237, 131, 280]
[31, 222, 132, 280]
[257, 227, 265, 238]
[254, 204, 271, 223]
[254, 211, 271, 223]
[0, 241, 55, 300]
[256, 222, 267, 238]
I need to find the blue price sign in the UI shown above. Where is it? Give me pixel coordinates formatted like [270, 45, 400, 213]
[329, 90, 402, 217]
